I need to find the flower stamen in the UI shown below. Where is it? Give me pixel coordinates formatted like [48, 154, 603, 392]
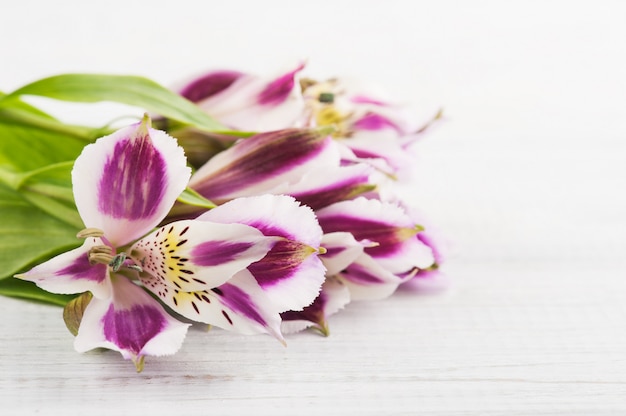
[77, 228, 105, 239]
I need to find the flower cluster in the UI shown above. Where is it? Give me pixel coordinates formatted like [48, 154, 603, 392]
[15, 63, 444, 371]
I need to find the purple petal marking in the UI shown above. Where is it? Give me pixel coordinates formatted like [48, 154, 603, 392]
[193, 129, 329, 201]
[280, 290, 326, 324]
[257, 64, 304, 106]
[319, 215, 408, 257]
[98, 136, 166, 220]
[291, 175, 372, 211]
[323, 246, 347, 258]
[57, 252, 107, 283]
[102, 303, 166, 355]
[350, 95, 388, 106]
[352, 112, 399, 131]
[190, 241, 255, 267]
[215, 283, 267, 326]
[180, 70, 244, 103]
[340, 262, 385, 284]
[247, 240, 307, 287]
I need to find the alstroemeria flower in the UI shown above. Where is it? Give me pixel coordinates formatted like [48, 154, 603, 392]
[179, 63, 306, 132]
[15, 116, 305, 369]
[198, 194, 326, 314]
[315, 197, 435, 300]
[301, 78, 441, 176]
[188, 128, 376, 209]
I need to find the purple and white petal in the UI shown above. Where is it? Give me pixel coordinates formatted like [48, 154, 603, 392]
[317, 197, 434, 272]
[72, 116, 191, 247]
[286, 163, 375, 211]
[139, 269, 284, 343]
[15, 237, 110, 299]
[336, 253, 404, 300]
[189, 129, 338, 203]
[180, 70, 245, 103]
[74, 275, 189, 367]
[191, 63, 305, 132]
[320, 232, 369, 276]
[281, 277, 350, 334]
[198, 195, 326, 312]
[131, 219, 275, 292]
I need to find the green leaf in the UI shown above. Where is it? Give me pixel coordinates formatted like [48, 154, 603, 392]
[0, 162, 82, 229]
[177, 187, 217, 209]
[0, 278, 73, 306]
[1, 73, 227, 132]
[0, 182, 80, 280]
[0, 112, 89, 172]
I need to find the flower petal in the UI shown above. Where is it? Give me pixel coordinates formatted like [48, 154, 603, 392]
[320, 232, 368, 276]
[189, 128, 337, 204]
[180, 70, 245, 103]
[281, 277, 350, 335]
[130, 219, 275, 292]
[15, 237, 110, 299]
[72, 117, 191, 247]
[336, 253, 403, 300]
[139, 269, 284, 342]
[191, 63, 305, 131]
[198, 195, 326, 312]
[74, 275, 190, 368]
[286, 163, 375, 211]
[316, 197, 435, 272]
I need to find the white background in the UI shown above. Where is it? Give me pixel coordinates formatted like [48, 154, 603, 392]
[2, 1, 626, 414]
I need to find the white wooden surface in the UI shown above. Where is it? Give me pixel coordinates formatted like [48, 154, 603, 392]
[2, 1, 626, 414]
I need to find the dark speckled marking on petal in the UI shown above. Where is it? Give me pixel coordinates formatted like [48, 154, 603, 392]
[218, 283, 266, 326]
[102, 303, 166, 355]
[98, 136, 166, 220]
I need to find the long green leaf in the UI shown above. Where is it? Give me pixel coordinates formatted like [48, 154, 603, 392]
[0, 182, 80, 280]
[1, 74, 227, 131]
[0, 115, 88, 172]
[0, 278, 72, 306]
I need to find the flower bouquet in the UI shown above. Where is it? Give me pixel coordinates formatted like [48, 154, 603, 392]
[0, 63, 443, 371]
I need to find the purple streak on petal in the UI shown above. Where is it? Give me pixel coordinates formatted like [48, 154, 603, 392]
[352, 112, 399, 132]
[193, 129, 329, 201]
[323, 246, 346, 258]
[216, 283, 267, 326]
[280, 291, 326, 324]
[180, 70, 244, 103]
[318, 215, 406, 257]
[291, 174, 371, 211]
[247, 240, 306, 287]
[350, 95, 388, 106]
[98, 136, 167, 220]
[341, 263, 385, 284]
[245, 222, 293, 240]
[190, 241, 255, 267]
[257, 64, 304, 106]
[57, 253, 107, 283]
[102, 303, 166, 355]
